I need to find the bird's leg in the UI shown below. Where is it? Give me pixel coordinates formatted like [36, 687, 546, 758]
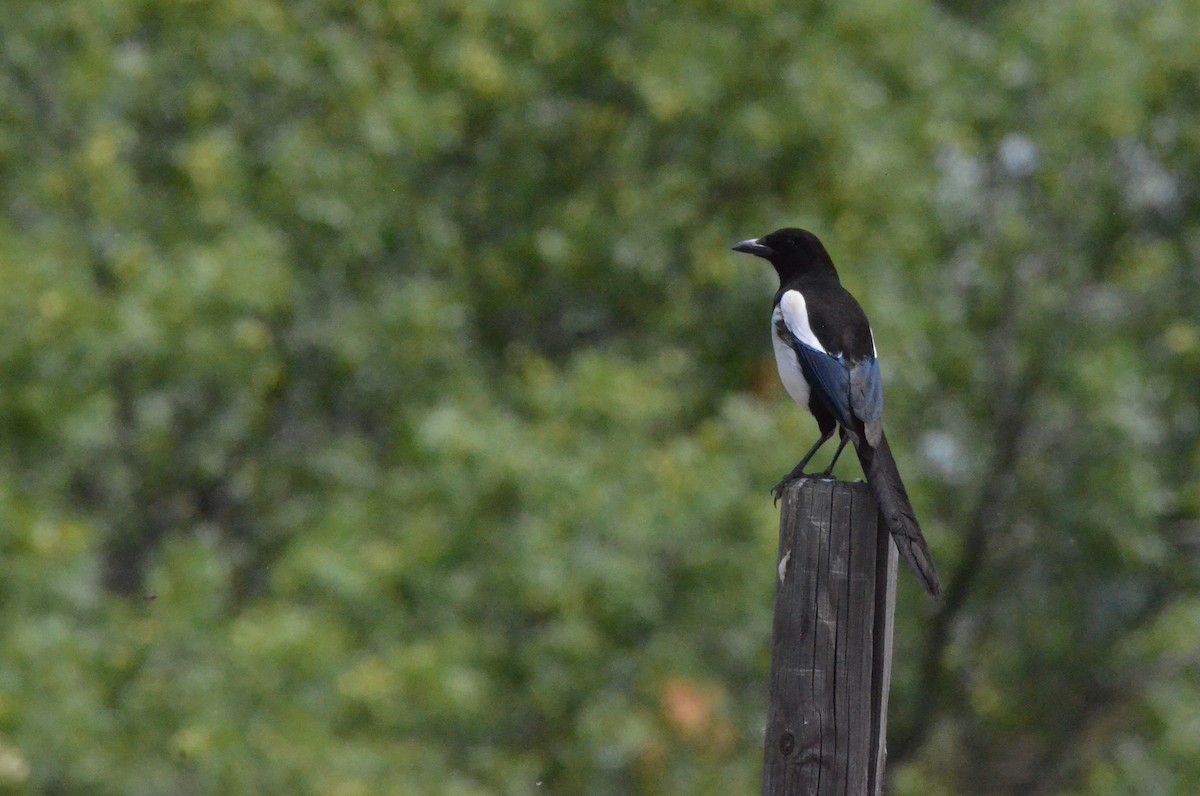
[771, 427, 834, 504]
[819, 428, 849, 477]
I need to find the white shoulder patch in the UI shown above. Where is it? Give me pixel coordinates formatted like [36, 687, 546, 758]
[779, 290, 828, 355]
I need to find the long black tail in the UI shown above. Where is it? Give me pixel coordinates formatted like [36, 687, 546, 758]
[854, 429, 942, 598]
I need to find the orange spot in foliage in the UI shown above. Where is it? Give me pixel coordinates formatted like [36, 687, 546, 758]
[659, 677, 739, 755]
[661, 677, 715, 737]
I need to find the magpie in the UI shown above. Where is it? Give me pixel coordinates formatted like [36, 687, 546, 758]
[733, 228, 941, 598]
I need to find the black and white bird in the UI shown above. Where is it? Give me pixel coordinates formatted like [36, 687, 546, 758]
[733, 228, 941, 598]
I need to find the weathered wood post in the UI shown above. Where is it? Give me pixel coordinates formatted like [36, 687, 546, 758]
[762, 478, 898, 796]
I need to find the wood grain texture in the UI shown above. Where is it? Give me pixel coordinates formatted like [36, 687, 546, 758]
[762, 479, 897, 796]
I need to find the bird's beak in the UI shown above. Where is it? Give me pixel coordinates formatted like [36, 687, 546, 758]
[731, 238, 773, 258]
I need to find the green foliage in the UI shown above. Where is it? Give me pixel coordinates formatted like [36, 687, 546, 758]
[1, 0, 1199, 793]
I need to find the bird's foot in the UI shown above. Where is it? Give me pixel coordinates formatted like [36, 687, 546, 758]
[770, 472, 826, 505]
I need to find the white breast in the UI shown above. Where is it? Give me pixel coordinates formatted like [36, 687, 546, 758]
[771, 304, 811, 413]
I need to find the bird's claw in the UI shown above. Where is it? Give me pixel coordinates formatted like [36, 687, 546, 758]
[770, 472, 826, 504]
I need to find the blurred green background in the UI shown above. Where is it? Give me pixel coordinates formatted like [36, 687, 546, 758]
[2, 1, 1199, 794]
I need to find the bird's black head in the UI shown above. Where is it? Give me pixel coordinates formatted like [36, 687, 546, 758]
[731, 228, 837, 284]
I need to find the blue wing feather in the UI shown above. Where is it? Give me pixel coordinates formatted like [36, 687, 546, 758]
[794, 342, 854, 425]
[791, 337, 883, 430]
[850, 357, 883, 425]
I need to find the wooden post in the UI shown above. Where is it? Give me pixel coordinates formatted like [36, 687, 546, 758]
[762, 478, 898, 796]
